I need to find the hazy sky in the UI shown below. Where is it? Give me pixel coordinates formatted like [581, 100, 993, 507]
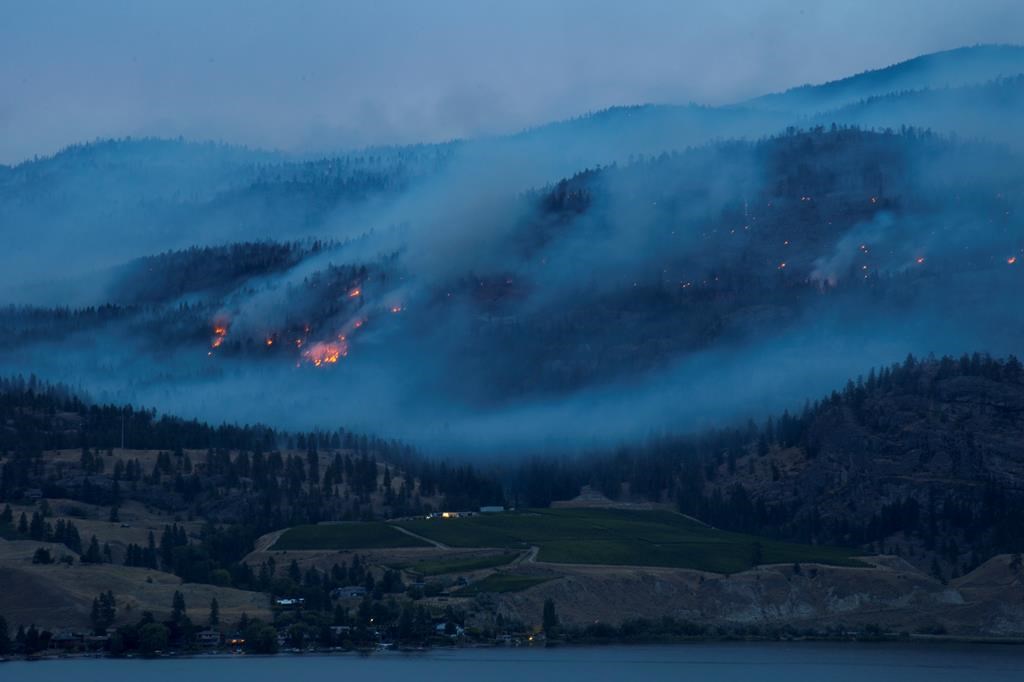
[1, 0, 1022, 164]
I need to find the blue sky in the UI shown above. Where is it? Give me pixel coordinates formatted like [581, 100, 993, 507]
[1, 0, 1022, 163]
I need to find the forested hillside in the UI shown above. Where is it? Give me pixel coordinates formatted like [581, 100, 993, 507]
[511, 354, 1024, 579]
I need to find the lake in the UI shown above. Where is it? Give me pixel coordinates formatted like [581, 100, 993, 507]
[2, 643, 1023, 681]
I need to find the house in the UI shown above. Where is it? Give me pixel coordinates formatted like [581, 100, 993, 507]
[84, 634, 109, 650]
[51, 630, 84, 651]
[479, 505, 505, 513]
[274, 597, 305, 608]
[332, 586, 367, 599]
[197, 629, 222, 647]
[434, 622, 465, 637]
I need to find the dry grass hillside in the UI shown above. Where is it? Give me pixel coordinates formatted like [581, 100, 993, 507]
[0, 537, 271, 630]
[492, 554, 1024, 637]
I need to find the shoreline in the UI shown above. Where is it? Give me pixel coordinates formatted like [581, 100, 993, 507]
[4, 632, 1024, 664]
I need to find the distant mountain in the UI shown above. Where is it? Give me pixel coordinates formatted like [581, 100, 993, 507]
[812, 75, 1024, 147]
[0, 137, 280, 202]
[747, 44, 1024, 114]
[1, 46, 1023, 449]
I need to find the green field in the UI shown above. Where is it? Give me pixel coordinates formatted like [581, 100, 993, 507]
[272, 522, 430, 550]
[397, 508, 864, 574]
[392, 552, 519, 576]
[456, 573, 554, 596]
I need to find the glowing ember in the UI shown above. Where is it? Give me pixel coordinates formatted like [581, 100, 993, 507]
[210, 319, 229, 349]
[390, 305, 403, 313]
[348, 288, 361, 298]
[302, 341, 347, 367]
[778, 262, 787, 270]
[265, 337, 274, 347]
[354, 319, 364, 329]
[916, 257, 926, 264]
[1009, 257, 1018, 265]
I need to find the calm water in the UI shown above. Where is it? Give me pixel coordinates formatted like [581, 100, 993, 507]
[2, 643, 1023, 681]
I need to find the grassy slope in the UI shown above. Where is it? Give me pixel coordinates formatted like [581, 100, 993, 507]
[0, 538, 271, 630]
[456, 573, 553, 596]
[397, 508, 863, 574]
[271, 522, 430, 551]
[391, 552, 519, 576]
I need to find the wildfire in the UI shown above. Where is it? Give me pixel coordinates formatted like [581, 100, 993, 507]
[302, 341, 347, 367]
[390, 305, 403, 314]
[916, 257, 926, 264]
[210, 318, 229, 349]
[1009, 256, 1018, 265]
[348, 288, 361, 298]
[778, 262, 787, 270]
[265, 337, 274, 347]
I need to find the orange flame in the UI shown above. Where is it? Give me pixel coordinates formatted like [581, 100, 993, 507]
[390, 305, 403, 313]
[348, 288, 361, 298]
[916, 257, 925, 264]
[302, 341, 346, 367]
[210, 318, 229, 349]
[1009, 256, 1018, 265]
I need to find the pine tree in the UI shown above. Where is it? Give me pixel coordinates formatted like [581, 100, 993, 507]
[83, 535, 102, 563]
[0, 615, 10, 655]
[90, 591, 116, 634]
[172, 590, 186, 622]
[542, 598, 559, 634]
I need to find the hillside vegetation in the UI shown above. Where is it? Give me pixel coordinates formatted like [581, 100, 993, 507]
[397, 508, 862, 574]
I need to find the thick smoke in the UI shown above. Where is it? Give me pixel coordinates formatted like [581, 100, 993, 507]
[1, 45, 1023, 455]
